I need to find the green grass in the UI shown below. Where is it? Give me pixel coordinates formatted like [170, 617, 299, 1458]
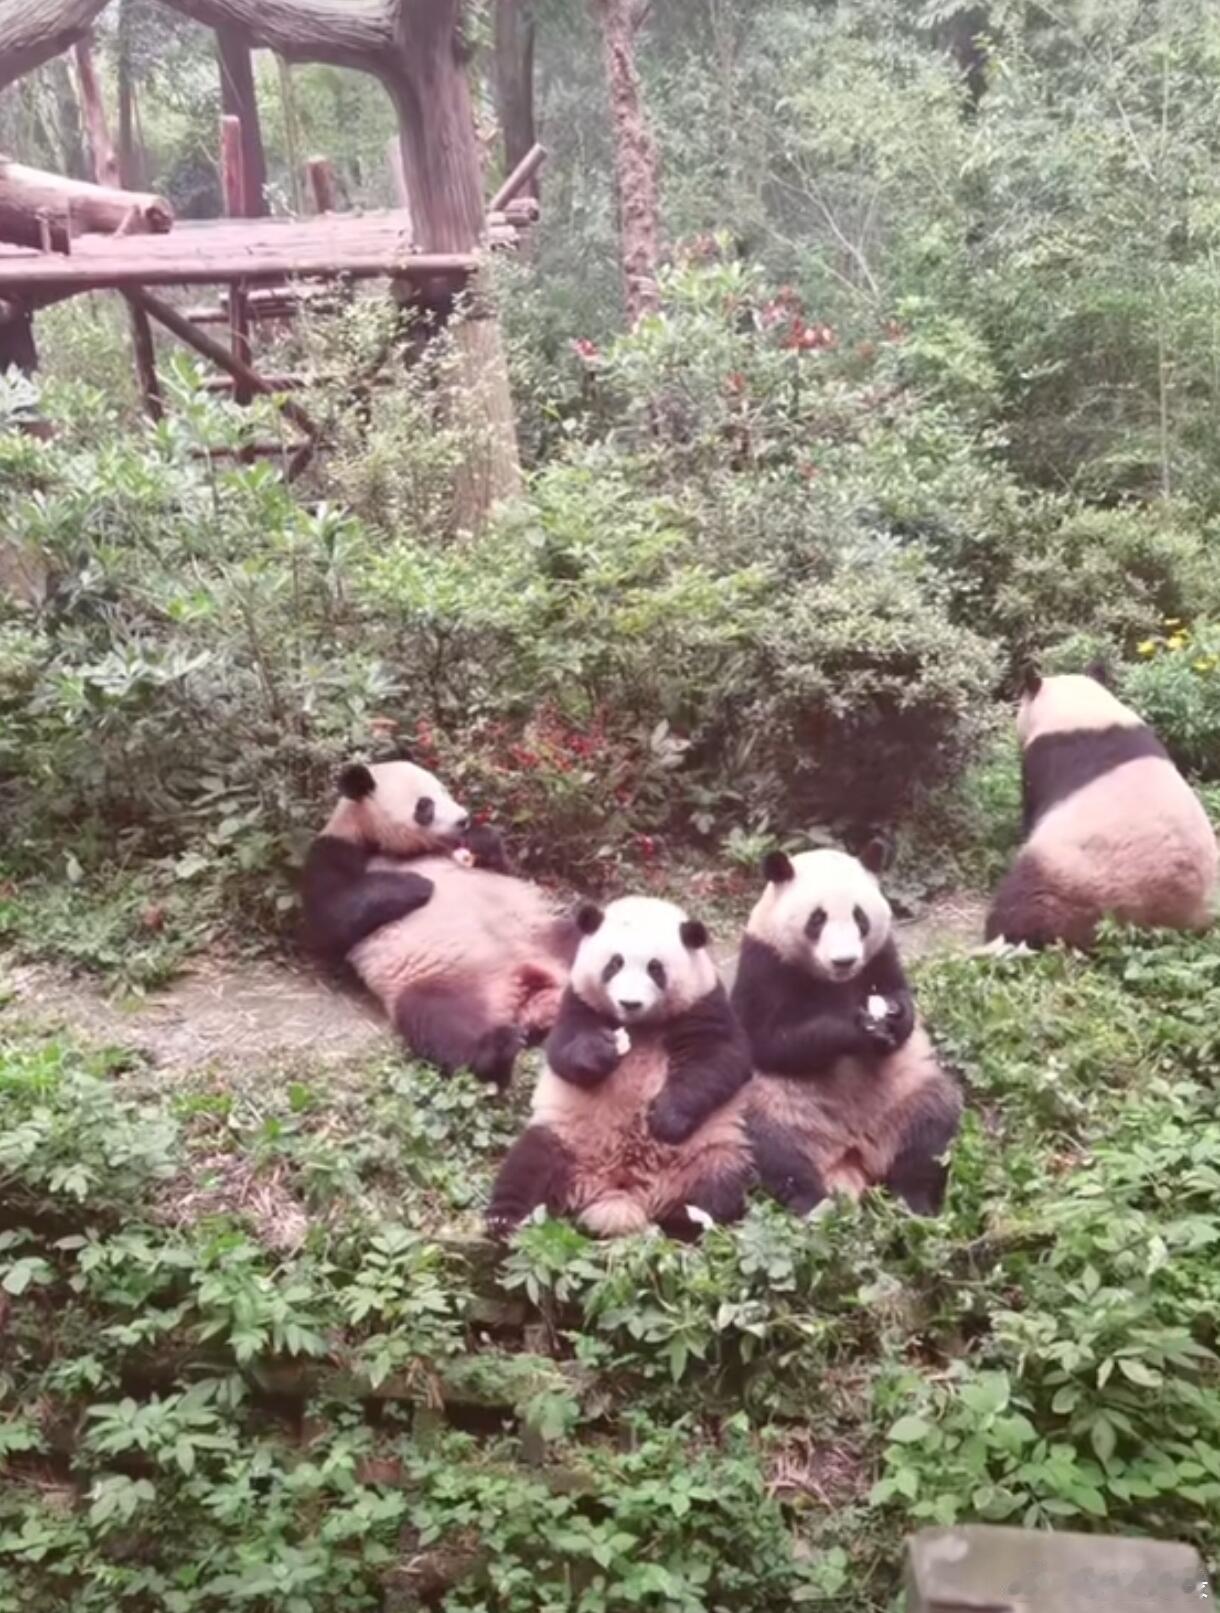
[0, 923, 1218, 1610]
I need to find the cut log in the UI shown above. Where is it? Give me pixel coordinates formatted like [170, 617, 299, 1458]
[0, 156, 173, 252]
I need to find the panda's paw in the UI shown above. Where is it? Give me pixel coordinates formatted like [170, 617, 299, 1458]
[855, 1007, 898, 1051]
[647, 1095, 696, 1147]
[471, 1024, 528, 1086]
[484, 1210, 520, 1242]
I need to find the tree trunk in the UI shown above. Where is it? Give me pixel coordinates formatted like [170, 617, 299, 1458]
[492, 0, 537, 196]
[116, 0, 145, 189]
[217, 25, 268, 214]
[74, 33, 120, 188]
[590, 0, 661, 325]
[0, 157, 174, 250]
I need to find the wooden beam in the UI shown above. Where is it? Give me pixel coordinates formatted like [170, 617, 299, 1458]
[128, 287, 318, 442]
[489, 142, 547, 212]
[0, 221, 475, 291]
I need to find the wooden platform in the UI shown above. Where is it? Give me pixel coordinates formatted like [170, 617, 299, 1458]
[0, 211, 476, 292]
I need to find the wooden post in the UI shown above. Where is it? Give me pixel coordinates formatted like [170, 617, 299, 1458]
[306, 156, 337, 215]
[219, 114, 252, 406]
[217, 26, 267, 217]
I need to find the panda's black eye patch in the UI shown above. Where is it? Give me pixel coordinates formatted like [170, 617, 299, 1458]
[647, 959, 667, 988]
[414, 797, 435, 827]
[853, 905, 870, 937]
[805, 906, 826, 939]
[602, 954, 624, 983]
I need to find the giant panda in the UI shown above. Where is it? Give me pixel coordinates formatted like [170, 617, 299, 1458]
[731, 847, 961, 1216]
[985, 667, 1218, 949]
[302, 760, 577, 1087]
[486, 896, 754, 1240]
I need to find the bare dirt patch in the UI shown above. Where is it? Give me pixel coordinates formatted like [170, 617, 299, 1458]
[1, 953, 389, 1072]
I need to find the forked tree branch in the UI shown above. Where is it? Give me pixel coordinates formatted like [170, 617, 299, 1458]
[154, 0, 401, 74]
[0, 0, 111, 92]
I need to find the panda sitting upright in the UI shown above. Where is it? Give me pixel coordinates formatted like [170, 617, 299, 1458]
[302, 759, 577, 1087]
[487, 896, 754, 1240]
[985, 665, 1218, 950]
[731, 847, 961, 1216]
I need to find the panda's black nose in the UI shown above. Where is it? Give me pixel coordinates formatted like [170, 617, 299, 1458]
[455, 814, 470, 832]
[618, 999, 644, 1014]
[830, 957, 857, 974]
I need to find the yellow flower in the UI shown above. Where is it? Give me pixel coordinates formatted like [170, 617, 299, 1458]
[1168, 633, 1187, 650]
[1137, 640, 1157, 656]
[1194, 657, 1216, 673]
[1163, 617, 1183, 627]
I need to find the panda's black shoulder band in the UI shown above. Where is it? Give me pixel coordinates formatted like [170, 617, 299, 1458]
[338, 763, 376, 800]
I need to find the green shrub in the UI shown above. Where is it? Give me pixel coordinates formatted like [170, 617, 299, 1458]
[1118, 623, 1220, 778]
[735, 555, 1001, 829]
[992, 506, 1220, 668]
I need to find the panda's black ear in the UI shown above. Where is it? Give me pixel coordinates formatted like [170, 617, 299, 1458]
[338, 763, 376, 800]
[680, 918, 709, 950]
[762, 850, 794, 885]
[1021, 664, 1042, 698]
[859, 838, 889, 875]
[1084, 656, 1112, 688]
[576, 902, 604, 936]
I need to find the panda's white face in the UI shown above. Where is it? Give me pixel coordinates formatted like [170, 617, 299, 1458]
[748, 848, 891, 982]
[571, 895, 717, 1025]
[326, 759, 470, 855]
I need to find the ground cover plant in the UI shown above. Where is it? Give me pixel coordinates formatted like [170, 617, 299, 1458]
[1, 922, 1218, 1610]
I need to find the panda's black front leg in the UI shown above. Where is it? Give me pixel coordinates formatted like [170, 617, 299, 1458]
[460, 823, 513, 875]
[544, 988, 621, 1089]
[486, 1125, 574, 1238]
[302, 836, 434, 960]
[746, 1111, 827, 1215]
[882, 1085, 961, 1215]
[658, 1164, 751, 1242]
[647, 986, 752, 1145]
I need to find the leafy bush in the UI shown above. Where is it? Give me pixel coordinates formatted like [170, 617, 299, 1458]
[991, 507, 1220, 669]
[1118, 622, 1220, 778]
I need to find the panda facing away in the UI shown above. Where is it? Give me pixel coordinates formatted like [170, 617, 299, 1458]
[731, 847, 961, 1216]
[985, 667, 1218, 950]
[486, 896, 754, 1240]
[302, 760, 578, 1087]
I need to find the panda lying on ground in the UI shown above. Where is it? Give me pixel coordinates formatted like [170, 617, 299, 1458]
[486, 896, 753, 1240]
[985, 665, 1218, 950]
[731, 847, 961, 1216]
[302, 759, 577, 1087]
